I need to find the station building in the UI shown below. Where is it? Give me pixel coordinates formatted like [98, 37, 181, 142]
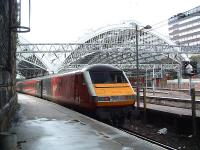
[168, 5, 200, 46]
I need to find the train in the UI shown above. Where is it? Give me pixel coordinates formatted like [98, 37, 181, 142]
[16, 64, 136, 122]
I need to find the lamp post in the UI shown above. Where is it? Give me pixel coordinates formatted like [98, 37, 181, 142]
[135, 25, 140, 108]
[135, 24, 152, 108]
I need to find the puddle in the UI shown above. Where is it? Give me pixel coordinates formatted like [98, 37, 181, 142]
[80, 122, 86, 125]
[65, 119, 86, 126]
[37, 118, 51, 121]
[17, 140, 27, 149]
[65, 119, 80, 124]
[97, 132, 110, 139]
[122, 147, 134, 150]
[103, 135, 110, 138]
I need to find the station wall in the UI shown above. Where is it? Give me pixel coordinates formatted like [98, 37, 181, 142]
[0, 0, 18, 131]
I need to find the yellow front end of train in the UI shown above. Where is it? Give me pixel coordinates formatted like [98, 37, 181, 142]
[88, 67, 135, 107]
[94, 83, 135, 107]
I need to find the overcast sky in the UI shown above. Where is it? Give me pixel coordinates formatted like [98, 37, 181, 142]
[19, 0, 200, 43]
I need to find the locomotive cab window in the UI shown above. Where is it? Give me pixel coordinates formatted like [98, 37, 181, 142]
[89, 71, 128, 84]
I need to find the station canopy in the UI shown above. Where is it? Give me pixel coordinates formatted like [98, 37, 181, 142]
[58, 21, 188, 76]
[17, 20, 188, 78]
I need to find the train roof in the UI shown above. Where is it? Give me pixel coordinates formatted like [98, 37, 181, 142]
[18, 64, 122, 82]
[82, 64, 121, 72]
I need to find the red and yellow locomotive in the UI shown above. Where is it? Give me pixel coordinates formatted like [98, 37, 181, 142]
[17, 64, 135, 120]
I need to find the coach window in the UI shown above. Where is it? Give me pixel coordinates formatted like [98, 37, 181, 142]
[110, 71, 128, 83]
[36, 82, 40, 89]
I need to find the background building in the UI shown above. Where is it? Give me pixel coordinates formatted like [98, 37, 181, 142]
[168, 5, 200, 46]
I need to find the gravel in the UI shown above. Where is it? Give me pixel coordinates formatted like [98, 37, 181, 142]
[122, 119, 200, 150]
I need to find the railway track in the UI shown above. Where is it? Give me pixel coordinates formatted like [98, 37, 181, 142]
[119, 127, 177, 150]
[94, 116, 178, 150]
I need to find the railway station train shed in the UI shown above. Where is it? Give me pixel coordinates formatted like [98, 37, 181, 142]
[17, 20, 189, 79]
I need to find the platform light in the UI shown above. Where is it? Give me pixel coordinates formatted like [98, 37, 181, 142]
[135, 24, 152, 108]
[10, 0, 31, 33]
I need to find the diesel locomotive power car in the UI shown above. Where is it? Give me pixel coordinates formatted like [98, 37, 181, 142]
[16, 64, 136, 121]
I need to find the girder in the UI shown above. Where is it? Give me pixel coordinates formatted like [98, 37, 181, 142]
[58, 63, 180, 74]
[64, 45, 184, 64]
[17, 54, 47, 70]
[16, 53, 49, 78]
[17, 21, 200, 78]
[17, 43, 200, 54]
[56, 21, 192, 73]
[17, 43, 194, 78]
[17, 43, 78, 53]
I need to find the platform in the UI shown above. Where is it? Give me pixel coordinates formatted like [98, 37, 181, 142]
[139, 102, 200, 117]
[5, 93, 166, 150]
[138, 89, 200, 117]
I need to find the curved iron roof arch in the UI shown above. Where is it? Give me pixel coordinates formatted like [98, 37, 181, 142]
[59, 20, 188, 73]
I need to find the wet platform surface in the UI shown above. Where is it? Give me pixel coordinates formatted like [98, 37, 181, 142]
[7, 93, 165, 150]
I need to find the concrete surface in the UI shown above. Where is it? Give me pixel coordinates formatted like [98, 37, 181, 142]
[140, 90, 200, 111]
[139, 102, 200, 117]
[5, 93, 166, 150]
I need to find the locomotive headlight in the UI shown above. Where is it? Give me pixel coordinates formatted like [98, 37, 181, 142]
[98, 96, 110, 102]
